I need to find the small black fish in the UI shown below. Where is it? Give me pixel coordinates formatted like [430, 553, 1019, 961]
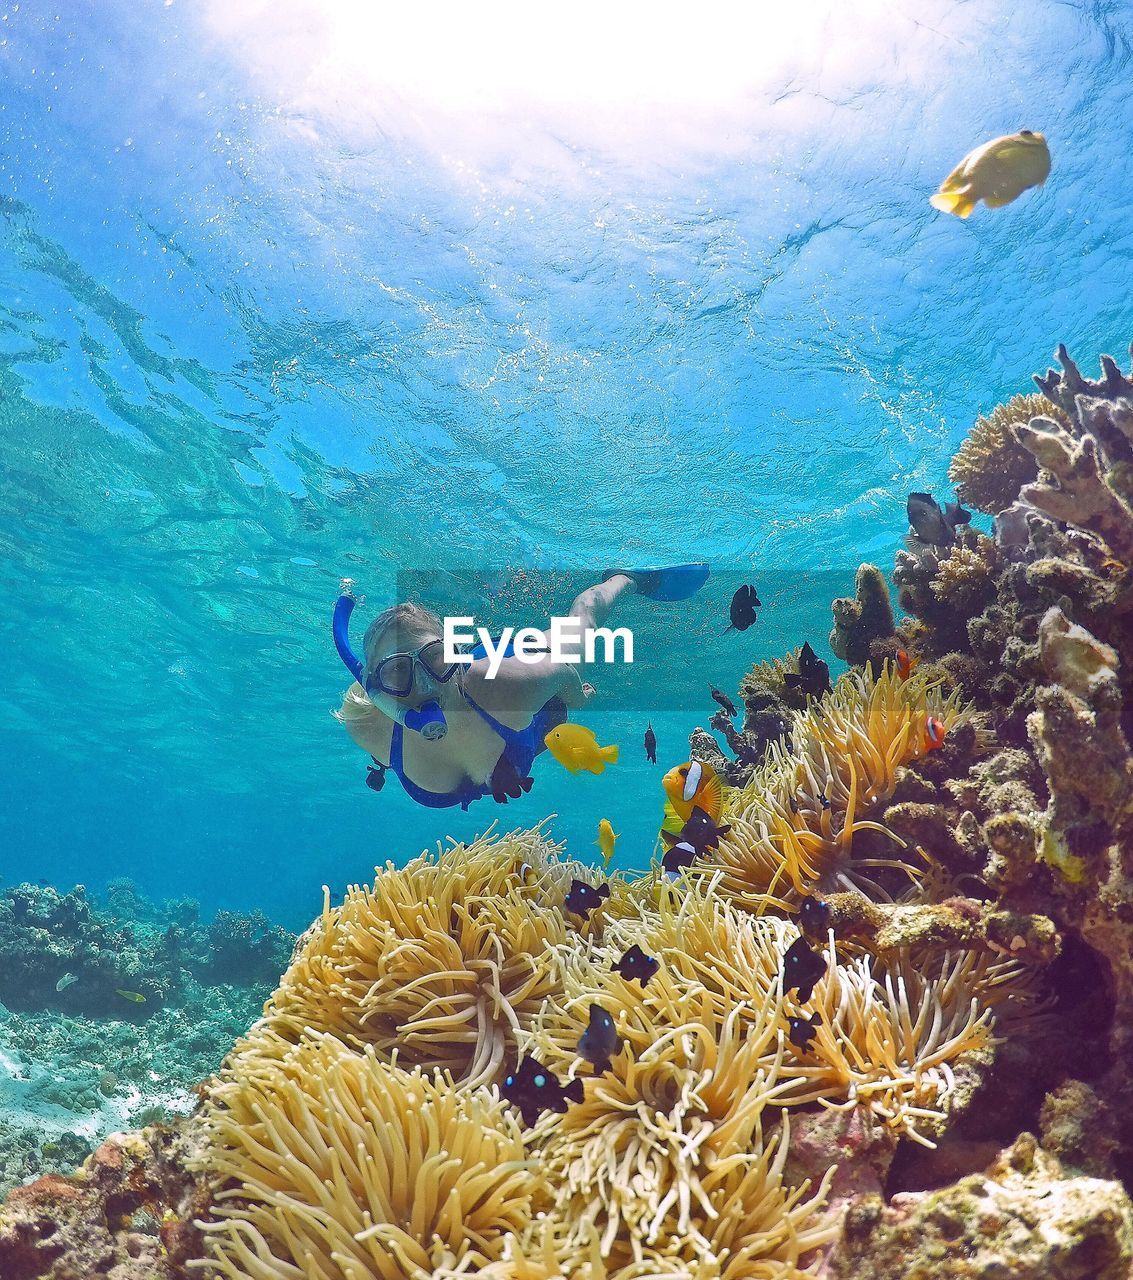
[710, 686, 738, 718]
[578, 1002, 622, 1074]
[490, 753, 535, 803]
[782, 936, 827, 1003]
[907, 491, 971, 547]
[818, 791, 830, 811]
[787, 1011, 822, 1053]
[783, 641, 831, 699]
[662, 838, 698, 880]
[564, 878, 611, 918]
[661, 805, 732, 854]
[725, 584, 761, 633]
[644, 723, 657, 765]
[501, 1057, 585, 1127]
[788, 797, 799, 814]
[794, 895, 831, 940]
[614, 944, 659, 987]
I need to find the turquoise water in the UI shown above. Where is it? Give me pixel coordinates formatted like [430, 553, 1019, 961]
[1, 0, 1131, 927]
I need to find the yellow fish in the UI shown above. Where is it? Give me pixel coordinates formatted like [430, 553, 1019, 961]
[661, 759, 723, 832]
[929, 130, 1050, 219]
[544, 724, 619, 775]
[596, 819, 618, 869]
[116, 989, 146, 1003]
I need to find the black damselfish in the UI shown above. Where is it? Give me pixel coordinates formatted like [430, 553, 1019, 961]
[795, 895, 832, 940]
[782, 935, 826, 1003]
[501, 1057, 585, 1127]
[564, 878, 610, 918]
[489, 753, 534, 803]
[907, 491, 971, 547]
[578, 1002, 622, 1074]
[710, 686, 738, 718]
[661, 804, 731, 854]
[613, 944, 659, 987]
[725, 584, 761, 633]
[644, 723, 657, 764]
[787, 1011, 822, 1052]
[783, 641, 831, 699]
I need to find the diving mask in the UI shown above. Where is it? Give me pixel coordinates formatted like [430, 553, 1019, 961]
[332, 594, 456, 741]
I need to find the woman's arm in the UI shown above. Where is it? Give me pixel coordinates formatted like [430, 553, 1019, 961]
[467, 654, 593, 723]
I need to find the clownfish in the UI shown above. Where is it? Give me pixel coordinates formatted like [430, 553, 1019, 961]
[923, 717, 948, 752]
[895, 649, 920, 680]
[662, 759, 723, 832]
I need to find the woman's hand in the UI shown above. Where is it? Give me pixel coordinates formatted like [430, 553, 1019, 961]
[557, 671, 595, 709]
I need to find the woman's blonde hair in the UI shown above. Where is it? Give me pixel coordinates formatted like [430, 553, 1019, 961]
[362, 602, 444, 678]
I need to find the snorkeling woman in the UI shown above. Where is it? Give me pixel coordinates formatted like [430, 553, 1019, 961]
[333, 566, 708, 810]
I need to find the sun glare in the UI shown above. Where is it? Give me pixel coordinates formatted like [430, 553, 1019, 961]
[202, 0, 929, 162]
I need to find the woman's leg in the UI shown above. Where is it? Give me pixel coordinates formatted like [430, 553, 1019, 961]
[564, 573, 637, 631]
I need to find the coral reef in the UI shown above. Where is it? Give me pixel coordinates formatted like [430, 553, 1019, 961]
[829, 564, 897, 667]
[707, 662, 970, 909]
[0, 880, 294, 1197]
[7, 341, 1133, 1280]
[889, 345, 1133, 1179]
[0, 1123, 210, 1280]
[688, 655, 799, 787]
[177, 832, 1037, 1280]
[0, 880, 294, 1017]
[821, 1133, 1133, 1280]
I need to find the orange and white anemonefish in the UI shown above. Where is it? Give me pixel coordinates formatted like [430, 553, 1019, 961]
[662, 759, 723, 831]
[923, 716, 948, 752]
[895, 649, 920, 680]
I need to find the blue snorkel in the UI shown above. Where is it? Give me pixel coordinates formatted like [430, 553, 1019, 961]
[333, 593, 449, 741]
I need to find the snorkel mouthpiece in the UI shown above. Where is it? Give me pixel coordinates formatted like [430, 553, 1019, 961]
[332, 593, 449, 740]
[403, 701, 447, 741]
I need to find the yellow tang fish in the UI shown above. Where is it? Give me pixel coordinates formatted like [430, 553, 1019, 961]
[596, 819, 618, 869]
[930, 130, 1050, 219]
[544, 724, 619, 775]
[662, 759, 723, 832]
[116, 989, 147, 1003]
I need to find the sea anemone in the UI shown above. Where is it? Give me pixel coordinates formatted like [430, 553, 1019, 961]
[708, 664, 971, 908]
[249, 825, 576, 1087]
[196, 1031, 545, 1279]
[193, 845, 1042, 1280]
[522, 893, 836, 1275]
[777, 943, 1005, 1147]
[949, 392, 1069, 514]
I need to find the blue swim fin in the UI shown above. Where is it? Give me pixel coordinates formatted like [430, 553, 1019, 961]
[603, 564, 710, 603]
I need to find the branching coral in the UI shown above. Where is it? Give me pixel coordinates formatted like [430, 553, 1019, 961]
[196, 1032, 544, 1280]
[1017, 344, 1133, 563]
[706, 664, 971, 908]
[949, 392, 1067, 514]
